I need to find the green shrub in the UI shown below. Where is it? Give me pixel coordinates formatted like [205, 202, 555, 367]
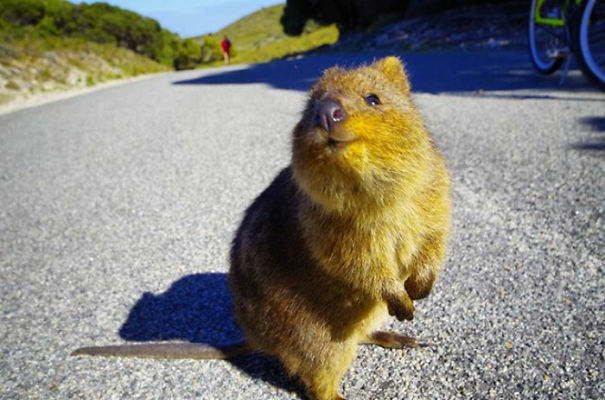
[36, 15, 59, 36]
[0, 0, 190, 67]
[199, 35, 222, 63]
[173, 38, 201, 70]
[38, 67, 53, 80]
[5, 80, 20, 90]
[0, 0, 46, 26]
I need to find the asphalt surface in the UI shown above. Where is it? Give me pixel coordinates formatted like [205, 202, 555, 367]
[0, 50, 603, 400]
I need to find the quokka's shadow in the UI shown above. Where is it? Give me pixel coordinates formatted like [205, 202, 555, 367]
[118, 272, 303, 397]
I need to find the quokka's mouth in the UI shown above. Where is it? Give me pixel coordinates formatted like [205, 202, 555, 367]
[303, 127, 358, 152]
[321, 127, 358, 151]
[327, 137, 357, 150]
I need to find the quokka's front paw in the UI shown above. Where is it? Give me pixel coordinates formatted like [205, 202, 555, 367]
[385, 291, 415, 321]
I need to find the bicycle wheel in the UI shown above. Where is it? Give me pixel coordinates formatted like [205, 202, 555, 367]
[529, 0, 566, 74]
[575, 0, 605, 90]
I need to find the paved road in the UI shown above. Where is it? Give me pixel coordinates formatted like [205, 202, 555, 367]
[1, 50, 603, 400]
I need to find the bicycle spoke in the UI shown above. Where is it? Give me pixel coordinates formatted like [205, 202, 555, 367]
[538, 24, 566, 40]
[588, 31, 605, 43]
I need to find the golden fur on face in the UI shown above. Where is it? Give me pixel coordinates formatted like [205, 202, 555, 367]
[292, 57, 434, 214]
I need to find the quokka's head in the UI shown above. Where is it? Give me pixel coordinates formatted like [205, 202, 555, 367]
[292, 56, 433, 213]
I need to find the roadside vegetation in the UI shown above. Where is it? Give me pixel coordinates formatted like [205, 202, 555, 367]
[0, 0, 190, 66]
[0, 1, 338, 106]
[0, 0, 198, 105]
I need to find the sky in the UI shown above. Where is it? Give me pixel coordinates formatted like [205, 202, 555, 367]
[74, 1, 283, 38]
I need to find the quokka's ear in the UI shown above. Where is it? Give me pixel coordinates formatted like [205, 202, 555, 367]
[372, 56, 411, 93]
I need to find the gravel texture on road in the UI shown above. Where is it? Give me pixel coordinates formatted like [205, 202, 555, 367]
[1, 51, 603, 400]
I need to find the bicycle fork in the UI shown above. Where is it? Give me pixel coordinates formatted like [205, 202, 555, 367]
[559, 13, 574, 86]
[558, 2, 583, 86]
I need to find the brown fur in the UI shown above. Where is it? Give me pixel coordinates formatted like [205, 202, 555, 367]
[72, 57, 451, 400]
[230, 57, 451, 400]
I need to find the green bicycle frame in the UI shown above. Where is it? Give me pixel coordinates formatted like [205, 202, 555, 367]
[535, 0, 583, 26]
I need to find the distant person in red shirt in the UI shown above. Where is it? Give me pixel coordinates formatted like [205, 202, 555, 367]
[220, 36, 231, 64]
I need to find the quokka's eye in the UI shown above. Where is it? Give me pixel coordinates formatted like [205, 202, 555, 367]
[364, 94, 381, 106]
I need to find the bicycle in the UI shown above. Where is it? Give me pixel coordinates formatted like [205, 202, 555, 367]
[529, 0, 605, 90]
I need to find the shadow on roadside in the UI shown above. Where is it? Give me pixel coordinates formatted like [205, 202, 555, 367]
[579, 116, 605, 132]
[118, 272, 302, 398]
[172, 51, 598, 95]
[569, 116, 605, 151]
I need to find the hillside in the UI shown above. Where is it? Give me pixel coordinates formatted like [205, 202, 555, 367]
[0, 0, 193, 106]
[194, 4, 338, 65]
[0, 37, 170, 107]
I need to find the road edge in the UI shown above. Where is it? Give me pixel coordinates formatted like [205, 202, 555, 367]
[0, 72, 168, 116]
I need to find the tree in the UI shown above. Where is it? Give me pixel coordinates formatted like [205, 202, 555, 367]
[281, 0, 411, 36]
[0, 0, 46, 26]
[199, 35, 223, 64]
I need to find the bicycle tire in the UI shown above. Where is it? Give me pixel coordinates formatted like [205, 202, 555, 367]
[574, 0, 605, 90]
[528, 0, 565, 74]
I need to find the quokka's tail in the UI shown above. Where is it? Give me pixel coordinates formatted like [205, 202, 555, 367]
[71, 341, 250, 360]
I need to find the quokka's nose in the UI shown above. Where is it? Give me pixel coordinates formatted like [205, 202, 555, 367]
[315, 99, 345, 133]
